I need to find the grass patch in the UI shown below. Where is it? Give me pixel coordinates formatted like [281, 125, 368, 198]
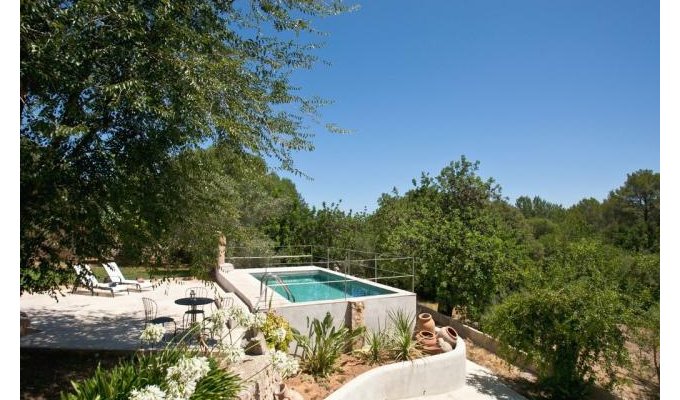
[88, 265, 194, 283]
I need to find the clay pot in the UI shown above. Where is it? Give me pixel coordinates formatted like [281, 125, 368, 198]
[416, 313, 436, 333]
[415, 330, 437, 347]
[437, 325, 458, 348]
[423, 344, 443, 355]
[438, 337, 453, 352]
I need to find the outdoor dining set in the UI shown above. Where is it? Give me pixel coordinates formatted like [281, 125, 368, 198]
[72, 263, 233, 343]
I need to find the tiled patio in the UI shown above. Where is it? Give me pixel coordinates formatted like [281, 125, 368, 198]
[20, 278, 246, 351]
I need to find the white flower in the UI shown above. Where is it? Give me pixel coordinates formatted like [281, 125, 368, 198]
[274, 327, 287, 343]
[165, 379, 196, 400]
[226, 306, 250, 327]
[270, 350, 299, 378]
[211, 309, 228, 326]
[165, 356, 211, 400]
[219, 341, 246, 364]
[140, 324, 165, 343]
[129, 385, 166, 400]
[173, 356, 211, 383]
[250, 312, 266, 329]
[209, 309, 228, 335]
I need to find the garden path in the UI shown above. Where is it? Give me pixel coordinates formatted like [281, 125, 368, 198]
[404, 360, 527, 400]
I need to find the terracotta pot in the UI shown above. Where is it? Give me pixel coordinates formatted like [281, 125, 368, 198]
[416, 313, 436, 333]
[437, 325, 458, 348]
[423, 344, 443, 355]
[438, 337, 453, 352]
[416, 330, 437, 347]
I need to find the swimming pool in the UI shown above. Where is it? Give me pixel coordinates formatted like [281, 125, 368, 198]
[251, 270, 394, 302]
[216, 265, 416, 339]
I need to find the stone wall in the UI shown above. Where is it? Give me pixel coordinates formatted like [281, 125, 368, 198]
[234, 355, 282, 400]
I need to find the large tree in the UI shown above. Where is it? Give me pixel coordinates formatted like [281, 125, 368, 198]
[20, 0, 351, 293]
[372, 156, 532, 321]
[602, 169, 660, 252]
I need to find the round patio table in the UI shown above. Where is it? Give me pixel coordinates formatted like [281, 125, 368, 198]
[175, 297, 214, 325]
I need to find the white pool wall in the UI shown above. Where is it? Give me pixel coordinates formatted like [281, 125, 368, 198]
[215, 265, 417, 335]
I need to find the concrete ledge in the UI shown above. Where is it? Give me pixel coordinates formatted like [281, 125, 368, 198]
[325, 339, 467, 400]
[416, 304, 538, 375]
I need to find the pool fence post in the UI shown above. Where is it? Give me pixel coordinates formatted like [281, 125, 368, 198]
[411, 257, 415, 292]
[345, 249, 349, 300]
[375, 257, 378, 283]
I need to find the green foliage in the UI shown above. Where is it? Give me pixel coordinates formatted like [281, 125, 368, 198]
[515, 196, 566, 221]
[562, 198, 604, 241]
[632, 302, 660, 382]
[372, 156, 532, 320]
[602, 169, 660, 252]
[192, 362, 244, 400]
[483, 238, 634, 398]
[362, 325, 389, 365]
[484, 281, 629, 399]
[20, 0, 352, 294]
[294, 312, 365, 377]
[260, 311, 295, 352]
[385, 309, 420, 362]
[61, 356, 139, 400]
[60, 346, 241, 400]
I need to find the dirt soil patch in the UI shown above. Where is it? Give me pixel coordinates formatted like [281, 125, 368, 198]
[283, 353, 394, 400]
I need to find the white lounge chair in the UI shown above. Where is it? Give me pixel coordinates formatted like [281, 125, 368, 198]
[103, 262, 155, 292]
[73, 264, 129, 297]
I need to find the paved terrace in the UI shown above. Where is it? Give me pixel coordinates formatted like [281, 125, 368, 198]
[20, 278, 527, 400]
[20, 278, 246, 351]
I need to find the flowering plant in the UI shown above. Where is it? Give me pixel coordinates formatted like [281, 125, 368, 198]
[140, 324, 165, 344]
[270, 350, 300, 378]
[128, 355, 212, 400]
[260, 312, 294, 351]
[129, 385, 166, 400]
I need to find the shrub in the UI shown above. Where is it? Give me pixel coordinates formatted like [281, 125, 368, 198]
[260, 311, 294, 351]
[294, 312, 364, 377]
[484, 281, 629, 399]
[60, 346, 242, 400]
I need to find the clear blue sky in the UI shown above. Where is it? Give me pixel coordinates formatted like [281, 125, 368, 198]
[274, 0, 659, 213]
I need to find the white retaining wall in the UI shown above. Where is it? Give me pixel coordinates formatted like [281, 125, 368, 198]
[325, 339, 467, 400]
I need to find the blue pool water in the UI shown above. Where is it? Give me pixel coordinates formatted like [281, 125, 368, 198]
[252, 270, 394, 302]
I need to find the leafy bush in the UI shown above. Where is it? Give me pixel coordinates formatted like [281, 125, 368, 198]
[60, 356, 139, 400]
[294, 312, 365, 377]
[260, 311, 294, 351]
[484, 281, 629, 399]
[60, 346, 242, 400]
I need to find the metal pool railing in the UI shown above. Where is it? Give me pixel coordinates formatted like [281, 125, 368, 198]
[225, 245, 416, 300]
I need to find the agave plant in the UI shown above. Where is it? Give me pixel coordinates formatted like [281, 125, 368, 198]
[386, 309, 422, 361]
[363, 325, 389, 365]
[294, 312, 365, 377]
